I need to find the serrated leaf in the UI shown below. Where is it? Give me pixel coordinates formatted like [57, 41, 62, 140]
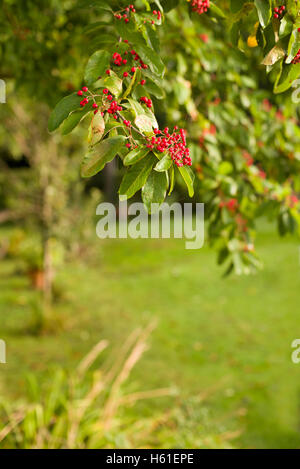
[119, 153, 156, 200]
[142, 170, 168, 213]
[81, 136, 125, 178]
[84, 50, 111, 86]
[48, 93, 81, 132]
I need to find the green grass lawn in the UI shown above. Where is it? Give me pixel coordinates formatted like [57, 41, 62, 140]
[1, 222, 300, 448]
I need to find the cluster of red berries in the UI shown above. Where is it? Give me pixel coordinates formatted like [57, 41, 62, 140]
[77, 86, 89, 107]
[152, 10, 161, 21]
[128, 48, 148, 69]
[145, 127, 192, 167]
[140, 96, 153, 109]
[107, 44, 149, 79]
[191, 0, 210, 15]
[112, 52, 127, 67]
[273, 5, 285, 19]
[219, 198, 239, 213]
[115, 4, 136, 23]
[292, 49, 300, 64]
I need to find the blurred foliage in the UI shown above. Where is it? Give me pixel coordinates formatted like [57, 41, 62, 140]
[0, 326, 235, 449]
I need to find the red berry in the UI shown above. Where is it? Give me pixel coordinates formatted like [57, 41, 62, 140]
[123, 72, 129, 77]
[92, 103, 98, 109]
[77, 90, 83, 96]
[126, 143, 131, 148]
[106, 69, 111, 75]
[131, 67, 136, 73]
[82, 87, 88, 92]
[103, 89, 108, 94]
[141, 79, 146, 85]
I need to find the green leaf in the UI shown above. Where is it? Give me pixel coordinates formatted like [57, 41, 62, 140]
[78, 0, 112, 11]
[60, 109, 90, 135]
[286, 29, 300, 64]
[88, 112, 105, 146]
[143, 77, 165, 99]
[94, 71, 123, 97]
[81, 136, 125, 178]
[279, 16, 293, 39]
[123, 147, 150, 166]
[84, 50, 111, 86]
[154, 153, 172, 172]
[274, 62, 300, 93]
[142, 171, 168, 213]
[254, 0, 271, 29]
[48, 93, 81, 132]
[119, 153, 156, 200]
[122, 68, 141, 100]
[210, 2, 227, 18]
[219, 161, 234, 175]
[230, 0, 248, 14]
[126, 98, 145, 117]
[168, 166, 175, 195]
[135, 114, 153, 133]
[134, 43, 165, 77]
[178, 166, 194, 197]
[262, 45, 285, 66]
[163, 0, 179, 12]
